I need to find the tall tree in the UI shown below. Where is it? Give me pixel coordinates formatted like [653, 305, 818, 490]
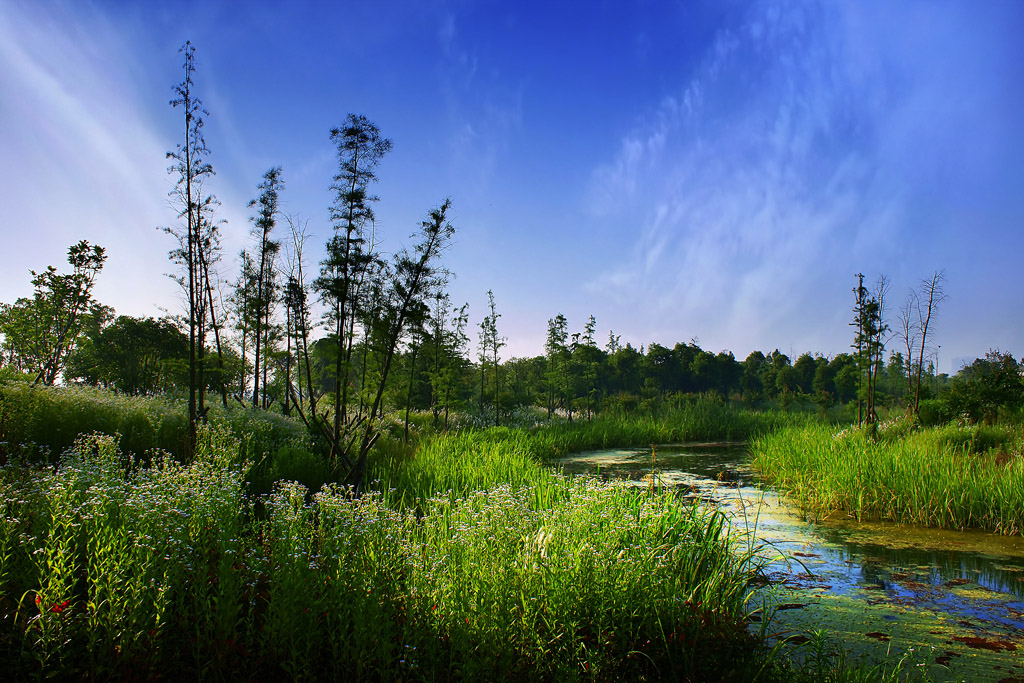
[281, 215, 312, 415]
[346, 199, 456, 490]
[247, 167, 284, 408]
[477, 290, 505, 426]
[165, 41, 214, 456]
[896, 291, 921, 402]
[314, 115, 391, 459]
[196, 196, 230, 408]
[544, 314, 569, 418]
[851, 273, 867, 424]
[851, 274, 888, 426]
[913, 271, 946, 414]
[428, 293, 469, 429]
[575, 315, 601, 420]
[228, 250, 258, 400]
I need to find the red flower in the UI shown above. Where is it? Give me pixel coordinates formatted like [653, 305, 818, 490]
[48, 600, 70, 614]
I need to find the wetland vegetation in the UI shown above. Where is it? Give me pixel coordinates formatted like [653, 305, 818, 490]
[1, 41, 1022, 682]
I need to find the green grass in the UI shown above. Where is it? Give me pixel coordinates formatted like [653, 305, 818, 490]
[371, 400, 809, 513]
[0, 387, 956, 679]
[751, 418, 1024, 534]
[0, 429, 776, 681]
[0, 382, 313, 494]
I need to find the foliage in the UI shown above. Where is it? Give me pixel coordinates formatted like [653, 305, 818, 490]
[0, 382, 307, 470]
[0, 241, 107, 385]
[247, 166, 284, 409]
[946, 350, 1024, 424]
[65, 315, 189, 395]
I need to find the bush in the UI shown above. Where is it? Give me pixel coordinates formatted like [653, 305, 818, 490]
[916, 398, 951, 426]
[0, 383, 309, 471]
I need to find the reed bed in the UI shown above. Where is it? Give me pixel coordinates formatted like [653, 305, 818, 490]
[531, 401, 810, 458]
[0, 429, 775, 681]
[372, 429, 564, 510]
[751, 420, 1024, 534]
[372, 401, 809, 509]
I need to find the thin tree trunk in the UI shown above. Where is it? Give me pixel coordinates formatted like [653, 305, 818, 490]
[404, 343, 418, 443]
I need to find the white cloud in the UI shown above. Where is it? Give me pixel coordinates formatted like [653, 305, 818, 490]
[584, 0, 1022, 358]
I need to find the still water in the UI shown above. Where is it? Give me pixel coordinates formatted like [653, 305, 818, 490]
[551, 443, 1024, 682]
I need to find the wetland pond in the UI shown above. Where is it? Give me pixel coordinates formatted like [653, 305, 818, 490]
[551, 443, 1024, 682]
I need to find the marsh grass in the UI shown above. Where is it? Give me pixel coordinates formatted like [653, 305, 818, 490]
[0, 430, 779, 681]
[371, 400, 809, 515]
[531, 400, 810, 457]
[770, 630, 941, 683]
[752, 420, 1024, 534]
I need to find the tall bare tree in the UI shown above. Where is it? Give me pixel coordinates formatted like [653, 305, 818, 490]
[896, 292, 920, 403]
[282, 215, 314, 416]
[914, 271, 946, 414]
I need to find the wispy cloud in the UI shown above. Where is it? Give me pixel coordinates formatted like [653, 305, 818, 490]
[0, 1, 178, 311]
[586, 0, 1023, 356]
[435, 13, 523, 196]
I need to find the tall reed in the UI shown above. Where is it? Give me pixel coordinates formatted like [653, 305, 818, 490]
[752, 421, 1024, 534]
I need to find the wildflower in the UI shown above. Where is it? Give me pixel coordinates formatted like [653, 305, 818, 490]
[49, 600, 70, 613]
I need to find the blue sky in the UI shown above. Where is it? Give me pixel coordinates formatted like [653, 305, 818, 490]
[2, 0, 1022, 370]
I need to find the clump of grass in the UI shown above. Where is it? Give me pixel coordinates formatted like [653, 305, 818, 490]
[372, 429, 559, 509]
[752, 422, 1024, 533]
